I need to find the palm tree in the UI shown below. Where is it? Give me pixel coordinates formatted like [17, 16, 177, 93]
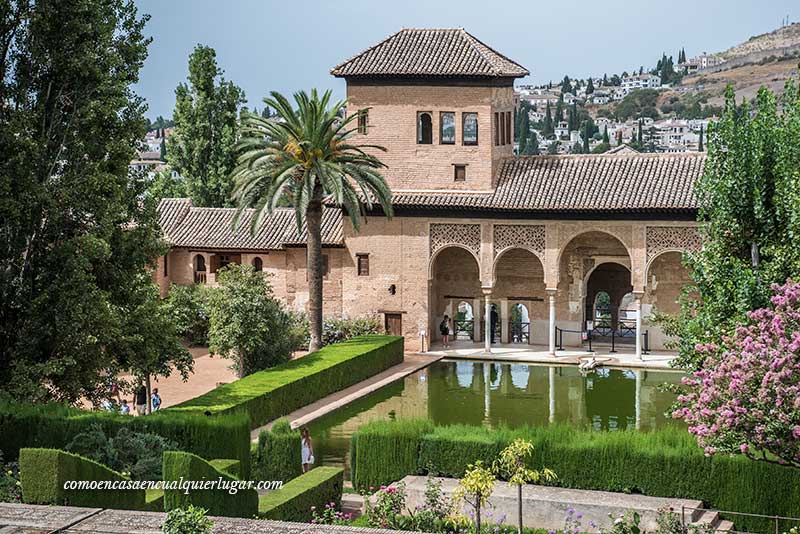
[231, 90, 393, 351]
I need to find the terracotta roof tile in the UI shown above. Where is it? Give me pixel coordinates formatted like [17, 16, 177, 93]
[331, 28, 529, 78]
[156, 198, 343, 250]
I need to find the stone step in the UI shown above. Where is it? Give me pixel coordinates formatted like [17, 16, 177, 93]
[716, 519, 735, 532]
[341, 493, 364, 518]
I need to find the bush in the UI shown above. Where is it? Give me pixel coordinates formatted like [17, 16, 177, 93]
[65, 424, 178, 480]
[162, 284, 211, 345]
[162, 450, 258, 518]
[208, 458, 240, 478]
[350, 420, 800, 533]
[350, 418, 433, 491]
[257, 466, 343, 521]
[19, 448, 153, 510]
[167, 335, 403, 429]
[0, 451, 21, 503]
[322, 315, 382, 346]
[255, 419, 301, 484]
[0, 399, 252, 479]
[162, 505, 213, 534]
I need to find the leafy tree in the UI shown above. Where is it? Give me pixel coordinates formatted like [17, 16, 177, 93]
[167, 45, 245, 207]
[522, 131, 539, 155]
[659, 84, 800, 369]
[0, 0, 189, 404]
[146, 169, 186, 202]
[493, 439, 556, 534]
[673, 280, 800, 468]
[231, 90, 393, 351]
[560, 75, 573, 95]
[610, 74, 622, 86]
[206, 264, 295, 376]
[546, 141, 559, 154]
[455, 461, 495, 534]
[614, 89, 660, 120]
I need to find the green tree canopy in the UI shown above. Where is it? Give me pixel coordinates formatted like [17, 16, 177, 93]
[167, 45, 246, 207]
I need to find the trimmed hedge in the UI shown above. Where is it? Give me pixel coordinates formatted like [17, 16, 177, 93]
[349, 418, 433, 491]
[19, 448, 153, 511]
[162, 451, 258, 518]
[255, 419, 301, 484]
[208, 458, 240, 478]
[258, 466, 343, 521]
[167, 335, 404, 428]
[0, 399, 252, 478]
[350, 420, 800, 533]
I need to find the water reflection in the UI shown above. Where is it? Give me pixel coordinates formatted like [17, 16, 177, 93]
[307, 360, 682, 478]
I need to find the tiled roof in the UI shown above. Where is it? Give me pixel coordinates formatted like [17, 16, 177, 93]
[331, 28, 529, 78]
[157, 198, 344, 250]
[387, 153, 705, 213]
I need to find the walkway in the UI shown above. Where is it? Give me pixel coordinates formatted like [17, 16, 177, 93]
[421, 340, 676, 369]
[250, 352, 443, 440]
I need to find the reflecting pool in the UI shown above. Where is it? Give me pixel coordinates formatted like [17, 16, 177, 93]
[306, 360, 683, 478]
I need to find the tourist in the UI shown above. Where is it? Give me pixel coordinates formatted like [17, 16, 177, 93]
[134, 384, 147, 416]
[490, 305, 499, 344]
[440, 314, 451, 348]
[151, 388, 162, 411]
[119, 399, 130, 415]
[301, 427, 314, 473]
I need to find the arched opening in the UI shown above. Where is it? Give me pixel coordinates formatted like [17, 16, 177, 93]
[493, 248, 546, 344]
[252, 256, 263, 272]
[454, 301, 474, 340]
[193, 254, 206, 284]
[430, 246, 481, 345]
[585, 262, 634, 342]
[417, 112, 433, 144]
[510, 303, 530, 343]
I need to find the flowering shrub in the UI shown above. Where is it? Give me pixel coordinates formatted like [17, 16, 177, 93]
[310, 502, 353, 525]
[0, 452, 21, 503]
[322, 315, 382, 346]
[161, 505, 213, 534]
[365, 483, 412, 530]
[673, 280, 800, 468]
[561, 507, 584, 534]
[599, 511, 640, 534]
[654, 507, 714, 534]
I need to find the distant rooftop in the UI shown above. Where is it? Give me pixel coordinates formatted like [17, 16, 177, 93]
[331, 28, 529, 79]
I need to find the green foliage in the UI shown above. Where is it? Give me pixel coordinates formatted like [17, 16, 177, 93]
[167, 335, 403, 429]
[0, 399, 252, 479]
[351, 420, 800, 533]
[207, 264, 295, 377]
[162, 450, 258, 518]
[663, 82, 800, 369]
[19, 448, 149, 510]
[0, 0, 188, 405]
[65, 424, 178, 480]
[0, 452, 21, 503]
[493, 438, 556, 487]
[612, 89, 660, 120]
[322, 315, 382, 346]
[162, 505, 214, 534]
[257, 466, 344, 521]
[350, 418, 434, 491]
[208, 458, 240, 478]
[255, 419, 301, 483]
[167, 45, 246, 207]
[364, 482, 410, 530]
[161, 284, 211, 345]
[455, 461, 495, 533]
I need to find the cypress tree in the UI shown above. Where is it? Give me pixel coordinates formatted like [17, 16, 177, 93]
[602, 126, 610, 144]
[586, 78, 595, 94]
[698, 125, 704, 151]
[159, 137, 167, 160]
[543, 102, 553, 136]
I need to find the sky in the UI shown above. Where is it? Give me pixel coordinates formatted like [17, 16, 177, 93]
[133, 0, 797, 120]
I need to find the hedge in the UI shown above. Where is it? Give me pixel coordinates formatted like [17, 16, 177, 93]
[350, 420, 800, 533]
[258, 466, 343, 521]
[166, 335, 404, 428]
[255, 419, 301, 484]
[19, 448, 161, 511]
[209, 458, 241, 478]
[162, 451, 258, 518]
[0, 399, 252, 478]
[349, 418, 433, 491]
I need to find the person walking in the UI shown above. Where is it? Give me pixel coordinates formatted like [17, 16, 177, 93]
[301, 427, 314, 473]
[134, 384, 147, 416]
[439, 314, 451, 348]
[151, 388, 162, 411]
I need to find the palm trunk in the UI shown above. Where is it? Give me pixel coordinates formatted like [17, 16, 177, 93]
[145, 374, 152, 415]
[306, 185, 324, 352]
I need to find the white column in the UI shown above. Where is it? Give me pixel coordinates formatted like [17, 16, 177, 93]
[548, 366, 556, 424]
[634, 293, 643, 360]
[547, 290, 556, 356]
[483, 290, 492, 353]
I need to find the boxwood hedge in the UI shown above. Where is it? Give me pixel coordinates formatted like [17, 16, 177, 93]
[166, 335, 403, 428]
[258, 466, 343, 521]
[255, 419, 301, 484]
[350, 420, 800, 533]
[163, 450, 258, 518]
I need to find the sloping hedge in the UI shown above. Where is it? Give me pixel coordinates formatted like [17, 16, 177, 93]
[209, 458, 241, 478]
[0, 399, 251, 478]
[166, 335, 404, 428]
[258, 466, 343, 521]
[350, 420, 800, 533]
[255, 419, 301, 484]
[19, 448, 150, 511]
[350, 418, 433, 491]
[162, 451, 258, 518]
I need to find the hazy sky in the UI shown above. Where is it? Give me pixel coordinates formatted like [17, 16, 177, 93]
[133, 0, 797, 119]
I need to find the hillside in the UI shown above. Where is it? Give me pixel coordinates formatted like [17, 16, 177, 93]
[718, 23, 800, 61]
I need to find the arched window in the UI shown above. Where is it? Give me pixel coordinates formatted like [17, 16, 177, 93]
[417, 112, 432, 144]
[194, 255, 206, 272]
[252, 257, 263, 272]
